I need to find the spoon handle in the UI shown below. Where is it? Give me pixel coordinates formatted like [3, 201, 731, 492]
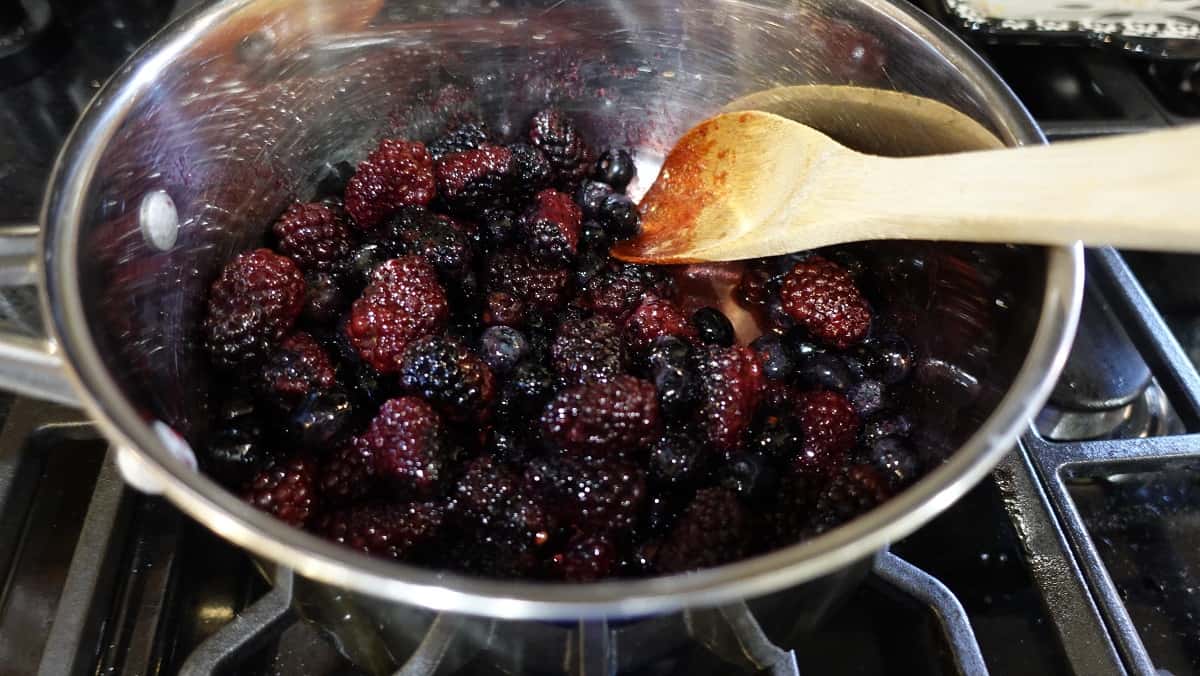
[857, 125, 1200, 252]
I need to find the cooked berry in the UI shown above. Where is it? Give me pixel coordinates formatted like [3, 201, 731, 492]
[580, 220, 610, 253]
[520, 189, 582, 263]
[243, 455, 318, 527]
[486, 428, 538, 465]
[794, 351, 853, 393]
[779, 256, 872, 349]
[722, 453, 779, 505]
[644, 335, 692, 373]
[435, 145, 513, 213]
[487, 249, 572, 312]
[398, 335, 494, 418]
[691, 307, 734, 347]
[285, 389, 354, 449]
[846, 379, 887, 417]
[345, 139, 436, 228]
[760, 473, 822, 545]
[593, 148, 635, 191]
[551, 316, 626, 386]
[454, 456, 553, 544]
[750, 334, 794, 381]
[352, 396, 450, 493]
[575, 180, 613, 220]
[346, 256, 449, 373]
[302, 270, 350, 323]
[319, 443, 376, 505]
[479, 208, 519, 249]
[508, 143, 553, 196]
[555, 532, 618, 581]
[809, 464, 892, 534]
[860, 412, 914, 446]
[869, 436, 921, 488]
[313, 160, 356, 199]
[736, 266, 771, 307]
[657, 488, 749, 573]
[427, 122, 491, 161]
[624, 297, 695, 353]
[483, 291, 526, 327]
[205, 249, 306, 369]
[793, 390, 859, 476]
[524, 455, 646, 529]
[382, 208, 474, 285]
[259, 331, 336, 406]
[750, 415, 803, 463]
[204, 398, 274, 484]
[652, 362, 700, 420]
[345, 240, 397, 289]
[540, 376, 659, 455]
[478, 326, 529, 373]
[273, 202, 355, 272]
[597, 192, 641, 240]
[648, 429, 707, 486]
[528, 108, 591, 185]
[319, 501, 444, 560]
[855, 335, 914, 385]
[695, 346, 764, 452]
[495, 361, 556, 422]
[579, 262, 670, 318]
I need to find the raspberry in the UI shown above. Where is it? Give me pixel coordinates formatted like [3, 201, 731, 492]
[258, 331, 336, 407]
[427, 122, 492, 161]
[318, 501, 444, 560]
[272, 202, 355, 272]
[551, 316, 626, 386]
[380, 208, 474, 285]
[528, 108, 592, 185]
[779, 256, 872, 349]
[579, 262, 672, 319]
[435, 145, 513, 213]
[656, 488, 749, 573]
[243, 455, 318, 527]
[794, 390, 859, 476]
[623, 297, 695, 353]
[520, 189, 582, 263]
[319, 443, 376, 506]
[345, 139, 436, 228]
[204, 248, 306, 369]
[694, 346, 765, 452]
[453, 456, 554, 547]
[487, 249, 572, 312]
[809, 464, 892, 534]
[554, 532, 618, 581]
[351, 396, 450, 494]
[397, 335, 495, 419]
[346, 256, 449, 373]
[540, 376, 659, 455]
[524, 456, 646, 530]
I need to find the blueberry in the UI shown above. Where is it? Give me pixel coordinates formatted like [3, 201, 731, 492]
[722, 453, 779, 505]
[857, 335, 914, 385]
[204, 425, 274, 485]
[580, 219, 610, 251]
[692, 307, 734, 346]
[479, 326, 529, 374]
[794, 352, 853, 392]
[575, 179, 613, 219]
[869, 435, 920, 487]
[347, 241, 395, 288]
[861, 412, 914, 446]
[750, 334, 794, 381]
[593, 148, 636, 191]
[575, 249, 608, 289]
[598, 193, 641, 239]
[766, 299, 796, 332]
[302, 270, 349, 323]
[653, 363, 700, 419]
[847, 379, 887, 417]
[645, 335, 692, 373]
[648, 430, 706, 486]
[750, 416, 803, 462]
[286, 389, 353, 449]
[783, 331, 823, 359]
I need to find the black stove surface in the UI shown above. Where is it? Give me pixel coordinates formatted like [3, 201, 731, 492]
[2, 2, 1200, 675]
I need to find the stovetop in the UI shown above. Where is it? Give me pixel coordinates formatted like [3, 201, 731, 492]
[2, 1, 1200, 675]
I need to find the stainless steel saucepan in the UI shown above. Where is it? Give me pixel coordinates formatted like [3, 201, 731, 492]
[0, 0, 1080, 637]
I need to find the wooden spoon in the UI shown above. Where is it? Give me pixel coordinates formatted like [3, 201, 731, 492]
[611, 111, 1200, 264]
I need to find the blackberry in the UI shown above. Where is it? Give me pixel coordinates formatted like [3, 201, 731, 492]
[551, 316, 626, 386]
[519, 189, 582, 263]
[695, 346, 765, 452]
[381, 208, 474, 286]
[427, 122, 492, 161]
[860, 412, 914, 446]
[397, 335, 494, 419]
[495, 361, 556, 422]
[794, 390, 859, 477]
[691, 307, 735, 347]
[624, 297, 695, 354]
[528, 108, 591, 185]
[846, 379, 887, 417]
[258, 331, 336, 408]
[243, 455, 319, 527]
[809, 464, 892, 534]
[540, 376, 659, 455]
[483, 291, 526, 327]
[524, 455, 646, 530]
[779, 256, 872, 349]
[319, 501, 444, 561]
[479, 208, 519, 249]
[487, 249, 572, 312]
[453, 456, 553, 547]
[319, 443, 376, 506]
[273, 202, 355, 272]
[593, 148, 635, 191]
[868, 436, 921, 488]
[435, 145, 514, 213]
[486, 427, 539, 466]
[346, 256, 449, 373]
[351, 396, 451, 494]
[657, 488, 749, 573]
[507, 143, 553, 197]
[478, 326, 530, 374]
[344, 138, 436, 228]
[555, 532, 618, 581]
[648, 429, 708, 486]
[204, 249, 306, 369]
[579, 262, 670, 319]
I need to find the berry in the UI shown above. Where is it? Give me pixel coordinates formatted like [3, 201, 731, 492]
[487, 249, 572, 312]
[520, 189, 582, 263]
[204, 249, 306, 369]
[860, 412, 914, 446]
[691, 307, 735, 347]
[736, 266, 771, 307]
[319, 501, 444, 560]
[593, 148, 635, 191]
[597, 193, 641, 240]
[483, 291, 526, 327]
[750, 415, 803, 462]
[319, 443, 376, 505]
[397, 335, 494, 418]
[721, 453, 779, 505]
[540, 376, 659, 455]
[644, 335, 692, 372]
[258, 331, 336, 406]
[760, 473, 822, 545]
[695, 346, 765, 452]
[435, 145, 514, 213]
[345, 241, 397, 289]
[555, 532, 617, 581]
[652, 362, 700, 420]
[486, 428, 538, 466]
[243, 455, 318, 527]
[478, 326, 530, 374]
[495, 361, 556, 422]
[809, 464, 892, 534]
[528, 108, 591, 185]
[551, 316, 626, 386]
[779, 256, 872, 349]
[427, 122, 491, 161]
[302, 270, 350, 323]
[524, 455, 646, 530]
[794, 351, 853, 393]
[750, 334, 794, 381]
[657, 488, 749, 573]
[203, 394, 275, 484]
[273, 202, 354, 273]
[479, 208, 519, 249]
[454, 456, 553, 545]
[854, 335, 914, 385]
[285, 389, 354, 449]
[580, 220, 610, 252]
[846, 379, 887, 417]
[575, 180, 613, 220]
[648, 429, 708, 486]
[868, 436, 921, 488]
[794, 390, 859, 476]
[346, 256, 449, 373]
[345, 139, 436, 228]
[624, 297, 695, 353]
[351, 396, 451, 494]
[507, 143, 553, 196]
[579, 263, 670, 318]
[382, 208, 474, 285]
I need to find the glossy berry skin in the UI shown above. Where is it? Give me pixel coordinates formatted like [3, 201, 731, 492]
[555, 532, 618, 581]
[351, 396, 450, 494]
[258, 331, 336, 407]
[860, 412, 914, 446]
[644, 335, 692, 373]
[794, 351, 854, 393]
[382, 208, 474, 286]
[750, 334, 794, 382]
[779, 256, 872, 349]
[648, 429, 708, 486]
[575, 180, 613, 220]
[452, 456, 553, 553]
[809, 464, 892, 534]
[749, 415, 803, 463]
[652, 361, 700, 420]
[846, 379, 887, 418]
[319, 443, 376, 506]
[346, 256, 449, 373]
[551, 316, 626, 386]
[487, 250, 572, 313]
[427, 122, 491, 161]
[869, 435, 921, 488]
[478, 326, 529, 374]
[495, 361, 556, 423]
[528, 108, 591, 185]
[593, 148, 635, 191]
[793, 390, 859, 476]
[204, 249, 306, 369]
[273, 201, 355, 272]
[344, 139, 436, 228]
[540, 376, 660, 455]
[243, 455, 319, 527]
[318, 501, 444, 561]
[302, 271, 350, 323]
[691, 307, 735, 347]
[657, 488, 749, 573]
[597, 193, 640, 240]
[435, 145, 514, 213]
[855, 335, 914, 385]
[624, 297, 696, 354]
[286, 389, 354, 449]
[520, 189, 582, 263]
[524, 455, 645, 530]
[397, 335, 494, 419]
[722, 453, 779, 505]
[695, 346, 765, 452]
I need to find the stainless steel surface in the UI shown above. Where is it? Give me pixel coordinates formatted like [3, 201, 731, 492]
[1, 0, 1084, 618]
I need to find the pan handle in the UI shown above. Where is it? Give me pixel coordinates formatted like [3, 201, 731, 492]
[0, 223, 80, 407]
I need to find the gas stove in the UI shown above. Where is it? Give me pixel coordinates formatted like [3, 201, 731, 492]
[2, 1, 1199, 675]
